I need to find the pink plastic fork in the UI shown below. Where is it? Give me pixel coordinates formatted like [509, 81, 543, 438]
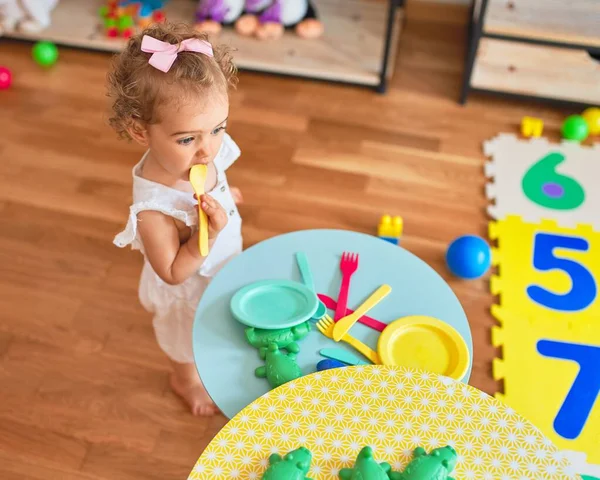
[334, 252, 359, 321]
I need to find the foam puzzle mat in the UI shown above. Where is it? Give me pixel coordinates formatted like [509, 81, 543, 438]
[484, 134, 600, 229]
[486, 134, 600, 476]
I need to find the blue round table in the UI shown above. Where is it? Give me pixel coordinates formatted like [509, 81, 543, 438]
[193, 229, 472, 419]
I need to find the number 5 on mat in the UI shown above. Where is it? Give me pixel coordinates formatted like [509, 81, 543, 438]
[537, 340, 600, 440]
[527, 233, 597, 312]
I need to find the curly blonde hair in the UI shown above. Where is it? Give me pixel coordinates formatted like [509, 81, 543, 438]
[107, 22, 237, 139]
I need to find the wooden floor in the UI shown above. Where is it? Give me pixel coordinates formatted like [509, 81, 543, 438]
[0, 3, 578, 479]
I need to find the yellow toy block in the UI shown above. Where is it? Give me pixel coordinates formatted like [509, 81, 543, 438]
[521, 116, 544, 138]
[377, 215, 403, 238]
[492, 305, 600, 464]
[489, 215, 600, 322]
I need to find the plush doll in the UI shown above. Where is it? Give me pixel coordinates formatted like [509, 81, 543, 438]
[0, 0, 58, 35]
[195, 0, 244, 35]
[235, 0, 322, 40]
[0, 0, 21, 33]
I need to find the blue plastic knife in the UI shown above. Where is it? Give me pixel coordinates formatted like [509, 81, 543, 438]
[319, 348, 370, 365]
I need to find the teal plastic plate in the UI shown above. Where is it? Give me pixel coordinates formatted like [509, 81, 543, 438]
[230, 279, 319, 329]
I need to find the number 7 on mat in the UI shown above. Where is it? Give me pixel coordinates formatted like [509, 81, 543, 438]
[537, 339, 600, 440]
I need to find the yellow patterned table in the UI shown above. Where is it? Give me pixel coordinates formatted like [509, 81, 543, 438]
[188, 366, 579, 479]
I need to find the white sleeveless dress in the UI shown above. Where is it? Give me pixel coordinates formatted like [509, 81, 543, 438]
[114, 134, 243, 363]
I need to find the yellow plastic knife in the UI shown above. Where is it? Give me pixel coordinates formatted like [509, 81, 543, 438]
[332, 284, 391, 341]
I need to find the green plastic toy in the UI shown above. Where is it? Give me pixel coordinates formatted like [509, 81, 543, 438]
[389, 446, 457, 480]
[32, 41, 58, 68]
[255, 343, 303, 389]
[261, 446, 313, 480]
[562, 114, 589, 142]
[118, 15, 135, 30]
[339, 446, 391, 480]
[246, 322, 311, 356]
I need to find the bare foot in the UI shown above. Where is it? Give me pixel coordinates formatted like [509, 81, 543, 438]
[255, 22, 284, 40]
[235, 14, 259, 36]
[170, 362, 217, 416]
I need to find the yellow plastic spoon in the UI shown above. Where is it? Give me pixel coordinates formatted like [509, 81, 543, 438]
[189, 165, 209, 257]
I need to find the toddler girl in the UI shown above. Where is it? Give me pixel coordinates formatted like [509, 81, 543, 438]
[108, 22, 243, 416]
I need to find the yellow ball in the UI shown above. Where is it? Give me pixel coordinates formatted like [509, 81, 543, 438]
[582, 107, 600, 135]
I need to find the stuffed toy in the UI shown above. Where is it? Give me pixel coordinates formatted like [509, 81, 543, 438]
[0, 0, 58, 35]
[236, 0, 322, 39]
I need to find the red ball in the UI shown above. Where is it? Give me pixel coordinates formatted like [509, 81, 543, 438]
[0, 66, 12, 90]
[122, 27, 134, 39]
[106, 27, 119, 37]
[153, 11, 165, 22]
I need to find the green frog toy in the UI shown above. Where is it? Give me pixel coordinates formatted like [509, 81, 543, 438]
[261, 446, 313, 480]
[255, 342, 303, 389]
[339, 446, 391, 480]
[245, 322, 311, 356]
[389, 446, 457, 480]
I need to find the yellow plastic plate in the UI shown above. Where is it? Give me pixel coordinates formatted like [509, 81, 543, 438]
[377, 315, 470, 380]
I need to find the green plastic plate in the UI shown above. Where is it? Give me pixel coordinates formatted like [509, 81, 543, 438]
[230, 279, 319, 329]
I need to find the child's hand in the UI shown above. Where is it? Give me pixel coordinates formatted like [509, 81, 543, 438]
[230, 186, 243, 205]
[199, 194, 228, 239]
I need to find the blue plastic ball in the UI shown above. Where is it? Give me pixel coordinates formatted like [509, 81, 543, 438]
[445, 235, 491, 280]
[316, 359, 346, 372]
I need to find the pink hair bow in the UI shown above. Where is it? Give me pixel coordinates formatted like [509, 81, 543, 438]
[141, 35, 214, 73]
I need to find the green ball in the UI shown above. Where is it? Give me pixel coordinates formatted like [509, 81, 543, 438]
[105, 17, 117, 28]
[561, 114, 589, 141]
[32, 41, 59, 68]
